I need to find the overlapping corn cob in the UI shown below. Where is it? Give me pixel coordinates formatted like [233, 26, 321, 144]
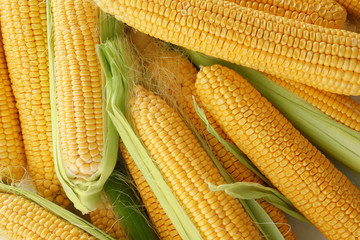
[134, 35, 295, 239]
[195, 64, 360, 240]
[0, 0, 69, 207]
[52, 0, 103, 178]
[0, 27, 26, 182]
[120, 143, 179, 240]
[130, 84, 263, 239]
[267, 74, 360, 131]
[89, 200, 128, 239]
[334, 0, 360, 18]
[95, 0, 360, 95]
[0, 192, 96, 240]
[231, 0, 347, 28]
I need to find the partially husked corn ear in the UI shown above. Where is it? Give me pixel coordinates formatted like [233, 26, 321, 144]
[0, 28, 26, 182]
[120, 143, 179, 240]
[130, 85, 262, 239]
[135, 37, 296, 239]
[95, 0, 360, 95]
[230, 0, 347, 29]
[267, 74, 360, 131]
[52, 0, 103, 178]
[0, 0, 69, 207]
[195, 64, 360, 240]
[0, 192, 96, 240]
[334, 0, 360, 18]
[89, 200, 128, 239]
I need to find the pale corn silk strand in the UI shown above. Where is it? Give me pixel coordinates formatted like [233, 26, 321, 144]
[195, 64, 360, 240]
[133, 35, 295, 239]
[52, 0, 104, 178]
[0, 0, 69, 207]
[95, 0, 360, 95]
[227, 0, 347, 28]
[0, 24, 26, 182]
[130, 84, 263, 239]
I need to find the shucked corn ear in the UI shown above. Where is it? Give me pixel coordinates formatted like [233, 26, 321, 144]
[130, 84, 262, 239]
[0, 183, 115, 240]
[48, 1, 119, 213]
[120, 143, 179, 239]
[229, 0, 347, 28]
[267, 74, 360, 131]
[0, 26, 26, 182]
[133, 34, 295, 239]
[195, 64, 360, 240]
[95, 0, 360, 95]
[0, 0, 69, 207]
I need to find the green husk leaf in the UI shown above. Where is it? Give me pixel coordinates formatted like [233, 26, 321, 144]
[208, 182, 310, 224]
[0, 183, 114, 240]
[47, 2, 119, 213]
[103, 170, 158, 240]
[185, 50, 360, 174]
[96, 28, 202, 240]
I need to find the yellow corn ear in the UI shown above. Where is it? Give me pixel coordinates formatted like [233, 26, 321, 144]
[130, 84, 263, 239]
[89, 199, 129, 240]
[230, 0, 347, 28]
[0, 0, 69, 207]
[133, 35, 295, 239]
[0, 26, 26, 182]
[0, 192, 96, 240]
[95, 0, 360, 95]
[195, 64, 360, 240]
[120, 143, 179, 240]
[52, 0, 103, 178]
[267, 74, 360, 131]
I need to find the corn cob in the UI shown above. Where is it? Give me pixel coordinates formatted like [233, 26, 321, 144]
[230, 0, 347, 29]
[0, 0, 69, 207]
[130, 84, 262, 239]
[120, 143, 179, 240]
[267, 74, 360, 131]
[95, 0, 360, 95]
[334, 0, 360, 18]
[0, 26, 26, 182]
[89, 200, 128, 240]
[195, 64, 360, 240]
[134, 35, 295, 239]
[52, 0, 103, 178]
[0, 192, 96, 240]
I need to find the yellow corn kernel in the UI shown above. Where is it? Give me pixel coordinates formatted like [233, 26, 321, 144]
[0, 0, 69, 207]
[130, 85, 263, 239]
[195, 64, 360, 240]
[0, 192, 96, 240]
[120, 143, 179, 240]
[267, 74, 360, 131]
[230, 0, 347, 29]
[0, 26, 26, 182]
[89, 200, 128, 240]
[334, 0, 360, 17]
[95, 0, 360, 95]
[52, 0, 103, 178]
